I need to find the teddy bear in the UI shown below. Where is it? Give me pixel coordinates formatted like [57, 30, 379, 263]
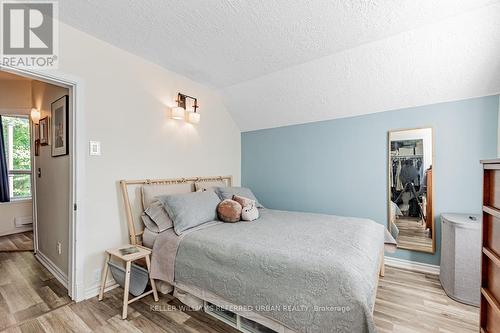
[233, 195, 259, 221]
[217, 199, 242, 222]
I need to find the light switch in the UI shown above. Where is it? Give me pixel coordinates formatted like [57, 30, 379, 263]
[89, 141, 101, 156]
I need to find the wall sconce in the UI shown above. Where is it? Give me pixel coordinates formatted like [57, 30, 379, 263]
[188, 111, 200, 124]
[171, 105, 185, 120]
[30, 108, 40, 123]
[171, 93, 200, 124]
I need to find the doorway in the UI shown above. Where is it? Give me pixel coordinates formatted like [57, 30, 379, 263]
[0, 66, 81, 301]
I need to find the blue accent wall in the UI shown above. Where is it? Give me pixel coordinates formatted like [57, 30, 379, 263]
[242, 96, 499, 265]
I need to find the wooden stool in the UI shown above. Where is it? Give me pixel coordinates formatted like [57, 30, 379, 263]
[98, 245, 159, 319]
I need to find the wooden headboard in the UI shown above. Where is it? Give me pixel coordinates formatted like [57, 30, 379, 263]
[119, 176, 232, 245]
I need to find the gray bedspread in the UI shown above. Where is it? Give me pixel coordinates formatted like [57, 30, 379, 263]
[173, 209, 385, 333]
[150, 221, 222, 283]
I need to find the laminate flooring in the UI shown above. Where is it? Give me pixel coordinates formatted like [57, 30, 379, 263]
[0, 232, 33, 252]
[0, 251, 479, 333]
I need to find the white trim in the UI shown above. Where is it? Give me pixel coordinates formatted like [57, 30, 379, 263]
[384, 256, 440, 275]
[0, 65, 87, 302]
[31, 108, 38, 257]
[0, 198, 32, 205]
[35, 251, 68, 288]
[84, 280, 118, 300]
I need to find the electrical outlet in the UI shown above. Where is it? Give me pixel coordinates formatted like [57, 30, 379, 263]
[57, 242, 62, 255]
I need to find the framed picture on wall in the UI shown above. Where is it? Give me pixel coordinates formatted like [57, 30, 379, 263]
[51, 95, 69, 157]
[39, 117, 49, 146]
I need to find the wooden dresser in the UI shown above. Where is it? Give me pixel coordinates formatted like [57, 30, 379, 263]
[481, 159, 500, 333]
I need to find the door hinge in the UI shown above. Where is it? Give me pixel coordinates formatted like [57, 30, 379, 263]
[73, 203, 77, 211]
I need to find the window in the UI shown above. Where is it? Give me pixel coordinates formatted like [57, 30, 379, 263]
[1, 115, 32, 199]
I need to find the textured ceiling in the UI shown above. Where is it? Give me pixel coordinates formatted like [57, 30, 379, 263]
[223, 3, 500, 131]
[60, 0, 497, 88]
[59, 1, 500, 131]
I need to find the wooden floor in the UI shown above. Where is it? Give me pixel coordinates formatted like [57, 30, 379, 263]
[0, 231, 34, 252]
[395, 217, 433, 252]
[0, 251, 72, 331]
[375, 265, 478, 333]
[0, 251, 479, 333]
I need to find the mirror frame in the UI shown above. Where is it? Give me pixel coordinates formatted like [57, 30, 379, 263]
[387, 127, 435, 254]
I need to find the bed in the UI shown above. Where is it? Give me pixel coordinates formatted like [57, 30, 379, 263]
[389, 201, 402, 241]
[119, 176, 388, 333]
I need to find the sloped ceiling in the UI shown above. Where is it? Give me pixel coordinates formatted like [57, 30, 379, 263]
[60, 0, 500, 131]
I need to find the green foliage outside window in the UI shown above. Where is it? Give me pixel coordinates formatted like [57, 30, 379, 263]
[2, 116, 31, 198]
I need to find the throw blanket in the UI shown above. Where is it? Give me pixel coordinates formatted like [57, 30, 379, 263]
[150, 220, 221, 283]
[152, 209, 386, 333]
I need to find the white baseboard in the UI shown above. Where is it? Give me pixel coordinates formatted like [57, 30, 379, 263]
[384, 256, 440, 275]
[0, 226, 33, 237]
[35, 251, 68, 288]
[84, 279, 118, 300]
[73, 281, 85, 302]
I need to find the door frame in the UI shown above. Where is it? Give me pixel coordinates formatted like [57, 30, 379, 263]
[0, 65, 86, 301]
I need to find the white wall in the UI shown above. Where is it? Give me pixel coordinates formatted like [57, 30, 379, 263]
[0, 200, 32, 236]
[32, 80, 70, 275]
[0, 79, 33, 236]
[54, 23, 241, 297]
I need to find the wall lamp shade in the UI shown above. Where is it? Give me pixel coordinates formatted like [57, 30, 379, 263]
[171, 93, 200, 123]
[171, 106, 185, 120]
[188, 112, 200, 124]
[30, 108, 40, 123]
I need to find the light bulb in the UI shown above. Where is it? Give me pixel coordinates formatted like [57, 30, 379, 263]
[30, 108, 40, 123]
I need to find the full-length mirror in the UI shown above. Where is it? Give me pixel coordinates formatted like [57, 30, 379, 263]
[388, 128, 434, 253]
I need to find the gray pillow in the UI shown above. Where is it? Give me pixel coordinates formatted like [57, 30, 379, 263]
[214, 186, 264, 208]
[157, 191, 221, 235]
[141, 200, 173, 233]
[141, 213, 159, 233]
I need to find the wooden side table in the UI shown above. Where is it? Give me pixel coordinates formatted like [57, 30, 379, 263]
[99, 245, 159, 319]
